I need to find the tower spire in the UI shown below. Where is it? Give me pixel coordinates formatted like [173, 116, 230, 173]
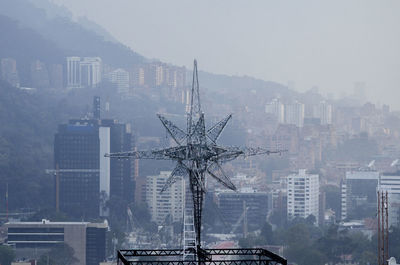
[188, 60, 201, 136]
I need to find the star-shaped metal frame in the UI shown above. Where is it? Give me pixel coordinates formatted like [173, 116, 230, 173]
[106, 60, 284, 255]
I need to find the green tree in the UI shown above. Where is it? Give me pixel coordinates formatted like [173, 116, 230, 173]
[285, 245, 326, 265]
[359, 251, 377, 265]
[0, 245, 15, 265]
[260, 222, 274, 244]
[389, 227, 400, 260]
[130, 202, 157, 233]
[37, 243, 78, 265]
[285, 223, 311, 247]
[26, 208, 71, 222]
[238, 233, 265, 248]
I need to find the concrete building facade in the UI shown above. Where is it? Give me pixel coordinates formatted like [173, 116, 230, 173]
[285, 101, 305, 128]
[146, 171, 185, 225]
[6, 220, 107, 265]
[287, 169, 319, 224]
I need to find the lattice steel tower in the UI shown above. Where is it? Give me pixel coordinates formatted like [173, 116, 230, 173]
[106, 60, 284, 261]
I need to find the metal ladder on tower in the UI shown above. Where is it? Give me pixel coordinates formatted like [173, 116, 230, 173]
[183, 207, 196, 261]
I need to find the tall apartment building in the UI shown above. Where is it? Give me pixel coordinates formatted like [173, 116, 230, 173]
[285, 101, 305, 128]
[80, 57, 102, 88]
[314, 101, 333, 125]
[340, 169, 379, 221]
[54, 98, 134, 218]
[129, 65, 145, 87]
[6, 220, 107, 265]
[287, 169, 319, 224]
[164, 65, 186, 88]
[49, 64, 64, 89]
[106, 68, 130, 94]
[146, 171, 185, 225]
[0, 58, 20, 87]
[30, 60, 50, 88]
[129, 63, 186, 90]
[265, 98, 285, 123]
[66, 57, 81, 88]
[66, 57, 102, 89]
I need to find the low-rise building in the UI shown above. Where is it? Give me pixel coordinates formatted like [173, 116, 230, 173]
[215, 188, 270, 232]
[6, 219, 107, 265]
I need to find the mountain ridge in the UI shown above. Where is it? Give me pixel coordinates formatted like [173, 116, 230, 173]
[0, 0, 293, 98]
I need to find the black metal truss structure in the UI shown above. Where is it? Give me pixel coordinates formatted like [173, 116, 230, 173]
[117, 248, 287, 265]
[106, 60, 285, 260]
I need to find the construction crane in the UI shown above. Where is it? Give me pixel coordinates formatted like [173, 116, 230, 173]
[230, 201, 249, 237]
[45, 166, 100, 212]
[127, 207, 135, 233]
[105, 60, 285, 261]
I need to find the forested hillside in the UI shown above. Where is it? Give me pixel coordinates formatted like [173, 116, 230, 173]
[0, 81, 75, 211]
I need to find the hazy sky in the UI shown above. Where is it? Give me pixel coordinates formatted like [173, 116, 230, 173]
[51, 0, 400, 108]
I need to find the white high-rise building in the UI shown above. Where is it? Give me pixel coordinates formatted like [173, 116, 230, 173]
[66, 57, 102, 89]
[80, 57, 102, 88]
[155, 64, 164, 86]
[314, 101, 332, 125]
[146, 171, 185, 225]
[265, 98, 285, 123]
[107, 68, 129, 94]
[285, 101, 305, 128]
[66, 57, 81, 88]
[287, 169, 319, 224]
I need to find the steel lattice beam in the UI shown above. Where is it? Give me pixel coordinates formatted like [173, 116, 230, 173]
[117, 248, 287, 265]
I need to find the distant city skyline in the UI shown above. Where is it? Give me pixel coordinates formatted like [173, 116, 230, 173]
[50, 0, 400, 108]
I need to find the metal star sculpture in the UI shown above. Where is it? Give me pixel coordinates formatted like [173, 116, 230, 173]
[105, 60, 284, 253]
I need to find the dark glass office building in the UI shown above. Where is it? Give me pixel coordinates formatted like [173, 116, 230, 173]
[216, 189, 270, 231]
[55, 120, 100, 218]
[54, 98, 134, 218]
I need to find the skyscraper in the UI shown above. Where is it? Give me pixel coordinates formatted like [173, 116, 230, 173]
[54, 98, 134, 218]
[287, 169, 319, 224]
[54, 119, 101, 218]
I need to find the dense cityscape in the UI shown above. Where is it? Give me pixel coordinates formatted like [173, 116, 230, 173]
[1, 0, 400, 265]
